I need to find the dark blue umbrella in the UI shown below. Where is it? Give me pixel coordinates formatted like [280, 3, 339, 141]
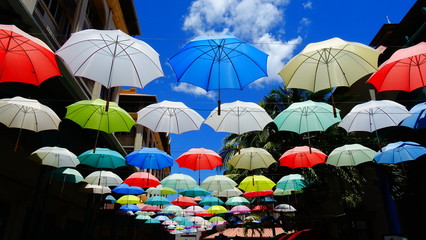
[400, 102, 426, 129]
[167, 35, 268, 113]
[374, 141, 426, 164]
[120, 204, 141, 212]
[126, 147, 173, 170]
[112, 183, 145, 195]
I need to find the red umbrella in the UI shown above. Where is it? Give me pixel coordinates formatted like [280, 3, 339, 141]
[367, 42, 426, 92]
[123, 172, 160, 188]
[279, 146, 326, 169]
[175, 148, 223, 184]
[171, 196, 198, 207]
[0, 24, 60, 85]
[195, 212, 214, 217]
[140, 205, 162, 212]
[243, 190, 273, 197]
[251, 205, 273, 212]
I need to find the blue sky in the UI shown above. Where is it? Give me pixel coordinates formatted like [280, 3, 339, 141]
[131, 0, 416, 184]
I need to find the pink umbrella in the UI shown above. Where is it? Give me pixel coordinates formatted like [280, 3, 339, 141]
[230, 205, 251, 214]
[184, 206, 207, 214]
[279, 146, 326, 169]
[140, 205, 162, 212]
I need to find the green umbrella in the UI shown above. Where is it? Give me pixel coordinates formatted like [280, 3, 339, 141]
[180, 186, 210, 197]
[238, 175, 276, 192]
[199, 196, 224, 206]
[276, 174, 306, 191]
[326, 144, 376, 167]
[78, 148, 126, 169]
[225, 196, 250, 206]
[146, 185, 177, 195]
[206, 205, 228, 214]
[208, 216, 225, 223]
[144, 196, 170, 205]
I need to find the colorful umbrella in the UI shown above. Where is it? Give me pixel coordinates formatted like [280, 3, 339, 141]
[230, 205, 251, 214]
[29, 146, 79, 168]
[276, 174, 306, 191]
[146, 185, 177, 195]
[184, 206, 207, 214]
[78, 148, 126, 169]
[366, 42, 426, 92]
[126, 147, 173, 170]
[116, 195, 141, 205]
[212, 187, 243, 198]
[84, 170, 123, 187]
[0, 24, 60, 85]
[374, 141, 426, 164]
[199, 196, 224, 206]
[243, 190, 274, 198]
[137, 100, 204, 134]
[144, 196, 170, 206]
[326, 144, 376, 167]
[206, 205, 228, 214]
[274, 204, 296, 213]
[161, 173, 197, 190]
[225, 196, 250, 206]
[140, 205, 162, 212]
[120, 204, 141, 212]
[279, 146, 327, 169]
[113, 183, 145, 195]
[200, 175, 237, 192]
[167, 35, 268, 113]
[400, 102, 426, 130]
[238, 175, 276, 192]
[228, 147, 276, 171]
[123, 172, 161, 188]
[180, 186, 210, 197]
[162, 205, 184, 214]
[171, 196, 198, 207]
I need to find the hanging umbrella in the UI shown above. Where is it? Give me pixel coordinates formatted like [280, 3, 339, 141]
[188, 216, 208, 225]
[171, 196, 198, 207]
[180, 186, 210, 197]
[230, 205, 251, 214]
[274, 204, 297, 213]
[199, 196, 224, 206]
[154, 215, 171, 222]
[251, 205, 273, 212]
[161, 173, 197, 190]
[120, 204, 140, 212]
[374, 141, 426, 164]
[212, 187, 243, 198]
[228, 147, 276, 171]
[273, 189, 297, 196]
[204, 100, 273, 134]
[167, 35, 268, 113]
[83, 184, 111, 194]
[116, 195, 141, 205]
[184, 206, 207, 215]
[145, 219, 162, 224]
[29, 146, 79, 168]
[243, 190, 274, 198]
[112, 183, 145, 195]
[175, 148, 222, 184]
[126, 147, 173, 170]
[276, 174, 306, 191]
[123, 172, 161, 188]
[78, 148, 126, 169]
[162, 205, 184, 214]
[279, 146, 327, 169]
[238, 175, 276, 192]
[146, 185, 177, 195]
[400, 102, 426, 130]
[209, 216, 226, 223]
[50, 168, 84, 193]
[136, 215, 152, 221]
[200, 175, 237, 192]
[0, 24, 61, 85]
[250, 196, 276, 204]
[225, 196, 250, 206]
[0, 96, 61, 151]
[367, 42, 426, 92]
[84, 170, 123, 187]
[137, 100, 204, 134]
[326, 144, 376, 167]
[105, 195, 116, 203]
[145, 196, 170, 206]
[206, 205, 228, 214]
[140, 205, 162, 212]
[195, 212, 214, 217]
[172, 216, 187, 223]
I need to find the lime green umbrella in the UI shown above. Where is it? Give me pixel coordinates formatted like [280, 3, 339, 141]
[238, 175, 276, 192]
[208, 216, 225, 223]
[146, 185, 177, 195]
[116, 195, 141, 205]
[206, 205, 228, 214]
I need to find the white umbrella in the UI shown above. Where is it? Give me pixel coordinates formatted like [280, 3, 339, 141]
[200, 175, 237, 192]
[29, 146, 79, 168]
[56, 29, 163, 89]
[274, 204, 296, 213]
[84, 170, 123, 187]
[204, 100, 273, 134]
[326, 144, 376, 167]
[160, 173, 197, 190]
[137, 100, 204, 134]
[228, 147, 276, 171]
[82, 184, 112, 194]
[211, 187, 243, 198]
[0, 96, 61, 151]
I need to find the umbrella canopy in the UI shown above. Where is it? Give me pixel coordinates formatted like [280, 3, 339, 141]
[162, 205, 184, 214]
[184, 206, 207, 214]
[199, 196, 224, 206]
[140, 205, 162, 212]
[400, 102, 426, 130]
[338, 100, 411, 133]
[279, 37, 380, 92]
[206, 205, 228, 214]
[50, 168, 84, 183]
[145, 219, 161, 224]
[116, 195, 141, 205]
[228, 147, 276, 171]
[212, 187, 243, 198]
[279, 146, 327, 169]
[56, 29, 163, 89]
[274, 204, 296, 213]
[171, 196, 198, 207]
[251, 205, 273, 212]
[230, 205, 251, 214]
[84, 170, 123, 187]
[145, 196, 171, 206]
[180, 186, 210, 197]
[374, 141, 426, 164]
[161, 173, 197, 190]
[250, 196, 277, 204]
[200, 175, 237, 192]
[29, 146, 79, 168]
[0, 24, 60, 85]
[175, 148, 222, 171]
[276, 174, 306, 191]
[137, 100, 204, 134]
[124, 172, 161, 188]
[126, 147, 173, 170]
[209, 216, 226, 223]
[146, 185, 177, 195]
[113, 183, 145, 195]
[105, 195, 116, 203]
[204, 100, 273, 134]
[243, 190, 274, 198]
[78, 148, 126, 169]
[326, 144, 376, 167]
[367, 42, 426, 92]
[273, 189, 296, 196]
[120, 204, 141, 212]
[154, 215, 171, 222]
[83, 184, 111, 194]
[65, 99, 135, 133]
[273, 100, 341, 134]
[238, 175, 276, 192]
[225, 196, 250, 206]
[136, 215, 152, 220]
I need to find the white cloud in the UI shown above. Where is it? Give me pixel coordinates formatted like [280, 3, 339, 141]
[300, 17, 311, 26]
[303, 1, 312, 9]
[171, 82, 217, 99]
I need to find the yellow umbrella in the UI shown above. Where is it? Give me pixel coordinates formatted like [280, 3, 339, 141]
[238, 175, 276, 192]
[116, 195, 141, 205]
[206, 205, 228, 214]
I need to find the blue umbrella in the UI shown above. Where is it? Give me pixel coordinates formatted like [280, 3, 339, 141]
[112, 183, 145, 195]
[400, 102, 426, 129]
[120, 204, 141, 212]
[167, 35, 268, 113]
[78, 148, 126, 169]
[374, 141, 426, 164]
[126, 147, 173, 169]
[105, 195, 116, 203]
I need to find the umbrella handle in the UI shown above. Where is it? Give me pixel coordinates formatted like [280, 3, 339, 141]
[331, 93, 337, 118]
[14, 128, 23, 152]
[218, 100, 221, 116]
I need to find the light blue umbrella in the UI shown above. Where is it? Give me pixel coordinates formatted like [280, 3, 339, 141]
[180, 186, 210, 197]
[374, 141, 426, 164]
[113, 183, 145, 195]
[250, 196, 277, 204]
[78, 148, 126, 169]
[400, 102, 426, 129]
[145, 196, 171, 206]
[225, 196, 250, 206]
[154, 215, 171, 222]
[126, 147, 173, 170]
[199, 196, 224, 206]
[105, 195, 116, 203]
[144, 219, 161, 224]
[120, 204, 141, 212]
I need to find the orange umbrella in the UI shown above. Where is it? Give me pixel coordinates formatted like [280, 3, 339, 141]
[171, 196, 198, 207]
[279, 146, 326, 169]
[243, 190, 273, 198]
[123, 172, 160, 188]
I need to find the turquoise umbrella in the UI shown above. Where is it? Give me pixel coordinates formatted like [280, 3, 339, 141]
[78, 148, 126, 169]
[144, 219, 161, 224]
[180, 186, 210, 197]
[225, 196, 250, 206]
[145, 196, 171, 206]
[161, 173, 197, 190]
[199, 196, 224, 206]
[276, 174, 306, 191]
[50, 168, 84, 183]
